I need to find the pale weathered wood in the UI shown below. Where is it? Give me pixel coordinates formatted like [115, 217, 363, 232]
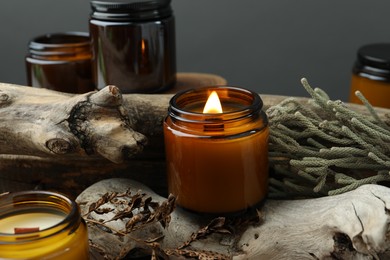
[1, 76, 389, 198]
[1, 75, 390, 259]
[1, 79, 384, 161]
[0, 73, 226, 197]
[77, 178, 390, 259]
[0, 73, 226, 160]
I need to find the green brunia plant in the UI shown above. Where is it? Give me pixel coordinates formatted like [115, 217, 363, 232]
[267, 78, 390, 199]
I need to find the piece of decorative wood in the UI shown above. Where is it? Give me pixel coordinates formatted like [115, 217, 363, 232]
[0, 75, 389, 198]
[77, 178, 390, 259]
[1, 74, 390, 259]
[0, 73, 226, 197]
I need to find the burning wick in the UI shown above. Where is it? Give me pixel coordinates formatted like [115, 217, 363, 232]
[203, 91, 223, 113]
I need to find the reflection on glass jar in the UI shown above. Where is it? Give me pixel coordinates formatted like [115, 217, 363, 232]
[349, 43, 390, 108]
[0, 190, 89, 259]
[25, 32, 95, 94]
[89, 0, 176, 94]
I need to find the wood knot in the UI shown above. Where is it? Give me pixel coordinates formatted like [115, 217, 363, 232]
[0, 93, 8, 101]
[46, 138, 74, 154]
[90, 85, 123, 107]
[108, 85, 120, 96]
[68, 101, 93, 154]
[0, 90, 10, 105]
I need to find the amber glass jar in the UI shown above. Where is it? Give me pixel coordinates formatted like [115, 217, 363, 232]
[25, 32, 95, 94]
[0, 191, 89, 259]
[89, 0, 176, 93]
[349, 43, 390, 108]
[164, 86, 269, 214]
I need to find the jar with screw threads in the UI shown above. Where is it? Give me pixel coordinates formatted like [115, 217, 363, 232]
[89, 0, 176, 93]
[164, 86, 269, 214]
[0, 190, 89, 259]
[25, 32, 95, 94]
[349, 43, 390, 108]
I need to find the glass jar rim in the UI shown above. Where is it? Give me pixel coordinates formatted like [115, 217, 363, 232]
[0, 190, 79, 241]
[168, 86, 263, 124]
[90, 0, 172, 21]
[29, 32, 90, 49]
[28, 32, 91, 59]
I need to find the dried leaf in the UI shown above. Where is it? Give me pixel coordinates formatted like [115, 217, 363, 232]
[165, 248, 231, 260]
[107, 192, 116, 201]
[86, 192, 116, 215]
[88, 202, 98, 213]
[85, 189, 178, 259]
[125, 213, 143, 230]
[142, 196, 152, 206]
[195, 217, 225, 239]
[144, 235, 164, 244]
[207, 217, 228, 232]
[128, 192, 143, 210]
[148, 201, 160, 210]
[109, 208, 133, 222]
[94, 207, 114, 214]
[116, 189, 131, 197]
[153, 194, 176, 228]
[179, 217, 229, 249]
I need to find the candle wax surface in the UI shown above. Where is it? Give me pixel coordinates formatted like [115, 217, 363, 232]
[0, 211, 66, 234]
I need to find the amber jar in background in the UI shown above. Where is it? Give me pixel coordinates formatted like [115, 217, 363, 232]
[89, 0, 176, 93]
[164, 86, 269, 214]
[349, 43, 390, 108]
[0, 190, 89, 259]
[25, 32, 95, 94]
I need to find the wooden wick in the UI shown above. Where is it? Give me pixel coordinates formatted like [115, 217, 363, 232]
[14, 227, 40, 234]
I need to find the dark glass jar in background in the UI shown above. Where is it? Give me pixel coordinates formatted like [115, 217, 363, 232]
[25, 32, 95, 94]
[349, 43, 390, 108]
[89, 0, 176, 94]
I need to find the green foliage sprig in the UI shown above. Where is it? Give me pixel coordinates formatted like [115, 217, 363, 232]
[268, 78, 390, 198]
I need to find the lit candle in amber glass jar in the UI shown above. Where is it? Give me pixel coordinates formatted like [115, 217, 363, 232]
[0, 191, 89, 259]
[164, 86, 269, 214]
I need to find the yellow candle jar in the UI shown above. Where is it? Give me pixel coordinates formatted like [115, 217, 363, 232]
[0, 191, 89, 259]
[164, 86, 269, 214]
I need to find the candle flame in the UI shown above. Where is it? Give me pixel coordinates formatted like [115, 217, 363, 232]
[203, 91, 223, 113]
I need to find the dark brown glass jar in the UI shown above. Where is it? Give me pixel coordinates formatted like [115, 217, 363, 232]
[89, 0, 176, 93]
[349, 43, 390, 108]
[25, 32, 95, 94]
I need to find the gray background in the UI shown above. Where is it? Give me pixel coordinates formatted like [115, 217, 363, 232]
[1, 0, 390, 101]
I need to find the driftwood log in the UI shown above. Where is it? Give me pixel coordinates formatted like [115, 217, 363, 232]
[1, 73, 390, 259]
[77, 178, 390, 259]
[0, 73, 226, 197]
